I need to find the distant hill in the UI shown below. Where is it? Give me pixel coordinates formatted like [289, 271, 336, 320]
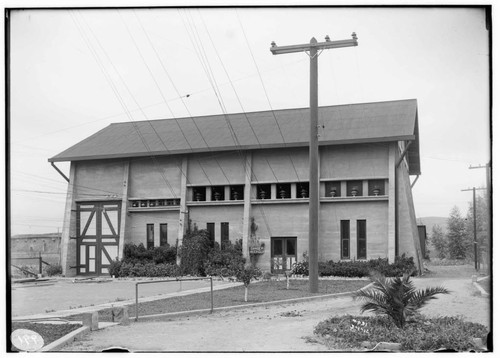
[416, 217, 448, 233]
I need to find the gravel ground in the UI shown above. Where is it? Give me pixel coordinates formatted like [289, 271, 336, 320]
[60, 264, 491, 352]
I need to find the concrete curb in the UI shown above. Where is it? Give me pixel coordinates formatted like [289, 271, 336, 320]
[135, 283, 372, 322]
[39, 326, 90, 352]
[473, 282, 489, 297]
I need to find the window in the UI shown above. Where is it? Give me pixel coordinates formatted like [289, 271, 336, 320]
[347, 181, 363, 197]
[296, 182, 309, 198]
[221, 222, 229, 249]
[211, 186, 225, 201]
[160, 223, 168, 247]
[230, 185, 244, 200]
[271, 237, 297, 273]
[257, 184, 271, 199]
[368, 180, 385, 196]
[192, 187, 206, 201]
[325, 181, 341, 197]
[146, 224, 154, 250]
[341, 220, 350, 259]
[277, 183, 291, 199]
[207, 223, 215, 247]
[357, 220, 367, 259]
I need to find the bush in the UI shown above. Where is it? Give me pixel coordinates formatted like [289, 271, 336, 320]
[314, 314, 488, 351]
[179, 229, 212, 276]
[44, 264, 63, 277]
[108, 260, 122, 277]
[152, 246, 177, 265]
[292, 255, 417, 278]
[204, 240, 246, 277]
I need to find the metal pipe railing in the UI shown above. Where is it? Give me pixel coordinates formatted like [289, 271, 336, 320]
[135, 277, 213, 322]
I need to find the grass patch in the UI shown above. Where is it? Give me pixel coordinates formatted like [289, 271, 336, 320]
[10, 322, 82, 352]
[67, 279, 368, 322]
[314, 314, 489, 352]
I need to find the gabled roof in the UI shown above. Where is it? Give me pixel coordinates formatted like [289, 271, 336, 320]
[49, 99, 421, 175]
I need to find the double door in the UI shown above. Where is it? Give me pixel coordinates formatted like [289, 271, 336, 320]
[271, 237, 297, 273]
[76, 202, 120, 276]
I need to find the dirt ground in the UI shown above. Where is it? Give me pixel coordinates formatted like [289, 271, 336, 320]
[60, 265, 491, 352]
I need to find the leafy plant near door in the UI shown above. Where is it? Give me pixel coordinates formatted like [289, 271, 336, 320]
[352, 272, 450, 328]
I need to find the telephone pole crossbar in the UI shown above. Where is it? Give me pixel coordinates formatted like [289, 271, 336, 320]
[270, 33, 358, 293]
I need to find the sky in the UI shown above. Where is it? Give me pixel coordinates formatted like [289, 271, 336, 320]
[7, 5, 491, 236]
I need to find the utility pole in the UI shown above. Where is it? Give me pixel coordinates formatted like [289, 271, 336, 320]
[469, 163, 491, 274]
[270, 34, 358, 293]
[461, 187, 486, 271]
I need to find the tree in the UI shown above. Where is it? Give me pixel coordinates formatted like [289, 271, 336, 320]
[236, 264, 261, 302]
[465, 193, 489, 263]
[353, 272, 449, 328]
[447, 206, 468, 259]
[430, 225, 447, 259]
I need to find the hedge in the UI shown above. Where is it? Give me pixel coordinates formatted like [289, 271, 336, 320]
[292, 255, 417, 277]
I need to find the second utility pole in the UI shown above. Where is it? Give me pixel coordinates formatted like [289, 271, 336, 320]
[270, 34, 358, 293]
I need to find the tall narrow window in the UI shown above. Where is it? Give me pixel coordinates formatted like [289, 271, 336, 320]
[160, 223, 168, 247]
[147, 224, 154, 250]
[221, 222, 229, 249]
[341, 220, 350, 259]
[207, 223, 215, 247]
[357, 220, 367, 259]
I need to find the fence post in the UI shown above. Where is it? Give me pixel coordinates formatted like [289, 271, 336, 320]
[39, 252, 42, 276]
[210, 277, 213, 313]
[135, 283, 139, 322]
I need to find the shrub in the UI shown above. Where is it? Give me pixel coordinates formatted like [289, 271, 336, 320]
[44, 264, 63, 277]
[352, 272, 449, 328]
[179, 229, 212, 276]
[152, 245, 177, 265]
[314, 314, 488, 351]
[291, 255, 417, 278]
[204, 240, 246, 277]
[108, 259, 122, 277]
[118, 262, 134, 277]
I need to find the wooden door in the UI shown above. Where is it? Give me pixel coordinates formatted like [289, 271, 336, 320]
[76, 202, 120, 276]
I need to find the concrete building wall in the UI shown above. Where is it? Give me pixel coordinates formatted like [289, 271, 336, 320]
[320, 143, 389, 180]
[188, 205, 245, 246]
[126, 211, 180, 248]
[129, 156, 183, 198]
[320, 201, 389, 262]
[249, 203, 309, 272]
[252, 148, 309, 182]
[187, 152, 247, 185]
[74, 160, 125, 199]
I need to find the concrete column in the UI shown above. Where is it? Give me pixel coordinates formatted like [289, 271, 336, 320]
[61, 163, 77, 277]
[362, 180, 369, 197]
[387, 143, 396, 263]
[340, 181, 347, 197]
[291, 183, 297, 199]
[319, 182, 325, 198]
[177, 157, 188, 265]
[206, 186, 212, 202]
[224, 185, 231, 201]
[271, 184, 277, 199]
[242, 153, 253, 259]
[118, 161, 130, 260]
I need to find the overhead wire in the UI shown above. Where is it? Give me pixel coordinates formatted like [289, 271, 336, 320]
[73, 10, 178, 198]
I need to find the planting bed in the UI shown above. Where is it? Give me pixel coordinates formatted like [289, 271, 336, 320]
[10, 322, 82, 352]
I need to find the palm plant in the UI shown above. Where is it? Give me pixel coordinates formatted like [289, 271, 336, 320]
[353, 272, 450, 328]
